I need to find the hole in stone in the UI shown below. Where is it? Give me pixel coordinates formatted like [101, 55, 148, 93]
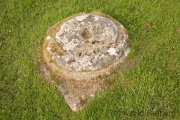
[92, 41, 96, 44]
[79, 52, 82, 56]
[81, 28, 92, 39]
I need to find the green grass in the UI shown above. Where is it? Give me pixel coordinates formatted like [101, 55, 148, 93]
[0, 0, 180, 119]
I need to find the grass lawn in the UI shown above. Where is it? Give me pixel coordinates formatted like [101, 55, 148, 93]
[0, 0, 180, 119]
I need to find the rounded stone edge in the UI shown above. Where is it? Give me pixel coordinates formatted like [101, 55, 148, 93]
[43, 12, 130, 81]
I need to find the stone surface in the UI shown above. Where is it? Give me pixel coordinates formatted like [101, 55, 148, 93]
[43, 13, 130, 81]
[42, 13, 130, 112]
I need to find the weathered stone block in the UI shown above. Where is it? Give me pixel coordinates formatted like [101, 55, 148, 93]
[42, 12, 130, 111]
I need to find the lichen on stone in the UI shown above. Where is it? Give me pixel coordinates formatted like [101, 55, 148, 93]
[44, 13, 129, 73]
[43, 13, 130, 81]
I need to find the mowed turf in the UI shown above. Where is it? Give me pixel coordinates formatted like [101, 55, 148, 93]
[0, 0, 180, 119]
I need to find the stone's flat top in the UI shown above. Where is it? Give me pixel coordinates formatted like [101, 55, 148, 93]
[45, 14, 129, 72]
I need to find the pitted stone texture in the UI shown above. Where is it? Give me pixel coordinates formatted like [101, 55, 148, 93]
[44, 13, 130, 80]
